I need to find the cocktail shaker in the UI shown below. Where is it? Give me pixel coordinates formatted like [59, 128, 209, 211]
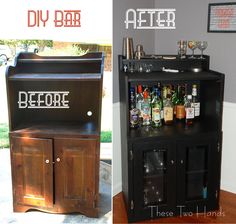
[123, 37, 134, 59]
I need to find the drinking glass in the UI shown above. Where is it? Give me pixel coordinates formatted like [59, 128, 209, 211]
[197, 41, 208, 59]
[188, 41, 197, 59]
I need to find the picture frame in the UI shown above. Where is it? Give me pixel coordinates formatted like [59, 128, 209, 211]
[208, 2, 236, 33]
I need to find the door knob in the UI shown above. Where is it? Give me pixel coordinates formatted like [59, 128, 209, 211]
[171, 160, 175, 165]
[180, 160, 184, 164]
[45, 159, 49, 164]
[56, 158, 61, 162]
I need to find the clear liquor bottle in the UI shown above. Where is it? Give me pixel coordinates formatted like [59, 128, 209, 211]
[192, 84, 200, 118]
[185, 95, 195, 126]
[129, 87, 140, 128]
[136, 85, 144, 124]
[136, 85, 143, 111]
[142, 89, 151, 126]
[151, 87, 162, 128]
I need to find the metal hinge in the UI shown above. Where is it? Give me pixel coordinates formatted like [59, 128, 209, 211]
[130, 150, 133, 160]
[131, 200, 134, 210]
[215, 190, 218, 198]
[217, 142, 221, 152]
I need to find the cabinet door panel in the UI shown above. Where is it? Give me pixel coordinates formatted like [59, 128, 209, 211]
[54, 138, 98, 209]
[11, 137, 53, 208]
[177, 135, 219, 212]
[132, 140, 176, 220]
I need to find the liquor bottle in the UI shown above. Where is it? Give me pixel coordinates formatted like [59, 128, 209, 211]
[136, 85, 143, 111]
[163, 89, 174, 125]
[171, 85, 178, 116]
[185, 95, 195, 125]
[142, 88, 151, 126]
[129, 87, 140, 128]
[157, 82, 164, 121]
[151, 87, 162, 128]
[162, 85, 167, 120]
[192, 84, 200, 118]
[136, 85, 143, 124]
[176, 85, 186, 120]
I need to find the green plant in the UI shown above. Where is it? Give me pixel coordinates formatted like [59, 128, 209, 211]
[0, 123, 9, 148]
[101, 131, 112, 143]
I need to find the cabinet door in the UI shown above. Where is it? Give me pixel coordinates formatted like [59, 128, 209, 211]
[54, 138, 98, 213]
[177, 135, 219, 213]
[11, 137, 53, 208]
[132, 140, 176, 220]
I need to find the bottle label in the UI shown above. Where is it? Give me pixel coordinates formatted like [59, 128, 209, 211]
[164, 107, 173, 122]
[186, 107, 194, 119]
[152, 108, 161, 123]
[136, 102, 142, 111]
[176, 105, 185, 119]
[193, 102, 200, 117]
[192, 88, 197, 96]
[130, 108, 140, 126]
[142, 104, 151, 124]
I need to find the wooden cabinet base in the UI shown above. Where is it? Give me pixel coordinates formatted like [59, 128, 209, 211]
[10, 135, 100, 218]
[13, 204, 99, 217]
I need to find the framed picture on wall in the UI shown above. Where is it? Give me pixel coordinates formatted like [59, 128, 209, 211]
[208, 2, 236, 32]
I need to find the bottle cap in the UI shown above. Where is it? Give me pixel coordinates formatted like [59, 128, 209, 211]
[143, 90, 149, 99]
[187, 95, 192, 100]
[138, 85, 143, 93]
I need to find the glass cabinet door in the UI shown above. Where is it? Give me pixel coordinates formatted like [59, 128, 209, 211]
[185, 145, 208, 201]
[143, 149, 167, 206]
[133, 140, 176, 220]
[177, 135, 218, 212]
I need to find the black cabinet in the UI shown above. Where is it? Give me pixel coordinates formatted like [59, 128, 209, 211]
[118, 55, 224, 222]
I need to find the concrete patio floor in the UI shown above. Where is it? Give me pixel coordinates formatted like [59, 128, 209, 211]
[0, 149, 112, 224]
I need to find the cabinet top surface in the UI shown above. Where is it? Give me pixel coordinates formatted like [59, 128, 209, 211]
[8, 73, 102, 81]
[10, 122, 100, 138]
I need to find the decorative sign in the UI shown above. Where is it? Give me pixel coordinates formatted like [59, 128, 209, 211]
[125, 8, 176, 30]
[28, 10, 81, 28]
[208, 3, 236, 32]
[18, 91, 70, 109]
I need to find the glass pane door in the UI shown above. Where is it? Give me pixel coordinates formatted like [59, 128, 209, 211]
[185, 145, 208, 201]
[143, 149, 167, 206]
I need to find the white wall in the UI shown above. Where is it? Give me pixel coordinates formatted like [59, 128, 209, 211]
[221, 103, 236, 193]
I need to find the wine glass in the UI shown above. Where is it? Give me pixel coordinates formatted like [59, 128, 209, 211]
[197, 41, 208, 59]
[188, 41, 197, 59]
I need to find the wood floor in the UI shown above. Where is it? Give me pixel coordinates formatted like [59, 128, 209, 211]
[113, 190, 236, 223]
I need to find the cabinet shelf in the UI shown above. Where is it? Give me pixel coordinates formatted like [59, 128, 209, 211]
[10, 121, 99, 138]
[127, 70, 223, 83]
[128, 119, 218, 140]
